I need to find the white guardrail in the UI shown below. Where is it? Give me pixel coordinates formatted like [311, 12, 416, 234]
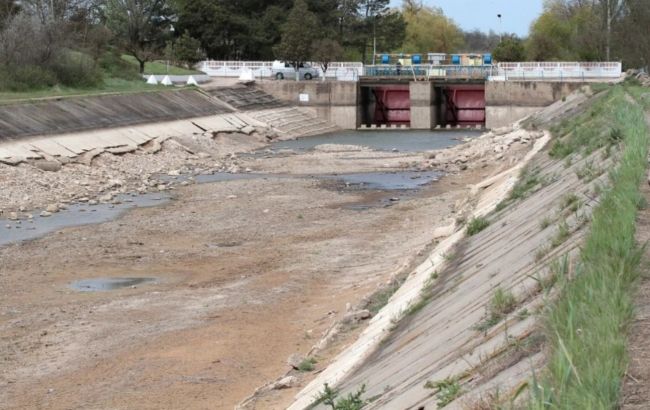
[199, 60, 363, 81]
[490, 62, 622, 81]
[198, 60, 622, 82]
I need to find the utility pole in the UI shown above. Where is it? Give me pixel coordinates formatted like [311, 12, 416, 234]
[372, 14, 376, 65]
[606, 0, 611, 61]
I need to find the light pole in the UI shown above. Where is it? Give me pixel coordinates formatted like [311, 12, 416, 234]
[497, 14, 502, 42]
[167, 25, 175, 74]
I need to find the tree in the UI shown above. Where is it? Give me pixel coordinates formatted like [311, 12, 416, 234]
[463, 29, 500, 53]
[401, 4, 464, 54]
[526, 0, 629, 62]
[614, 0, 650, 69]
[493, 34, 525, 62]
[600, 0, 624, 60]
[104, 0, 173, 73]
[171, 30, 204, 69]
[311, 38, 343, 75]
[274, 0, 319, 69]
[0, 0, 20, 29]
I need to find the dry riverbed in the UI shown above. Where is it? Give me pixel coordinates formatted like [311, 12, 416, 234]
[0, 125, 534, 409]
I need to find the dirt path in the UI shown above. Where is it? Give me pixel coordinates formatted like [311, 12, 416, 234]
[0, 172, 472, 409]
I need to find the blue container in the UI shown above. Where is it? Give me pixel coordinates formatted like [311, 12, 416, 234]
[451, 55, 461, 65]
[483, 53, 493, 65]
[411, 54, 422, 65]
[381, 54, 390, 64]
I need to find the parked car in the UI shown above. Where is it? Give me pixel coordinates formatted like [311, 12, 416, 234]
[271, 61, 319, 80]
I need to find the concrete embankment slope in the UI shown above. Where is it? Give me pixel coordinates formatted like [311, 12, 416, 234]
[288, 90, 605, 409]
[0, 89, 232, 141]
[0, 86, 339, 165]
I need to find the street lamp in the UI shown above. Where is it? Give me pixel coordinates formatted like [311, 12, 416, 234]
[497, 14, 502, 42]
[167, 25, 175, 74]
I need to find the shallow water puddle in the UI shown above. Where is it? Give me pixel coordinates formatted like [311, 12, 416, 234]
[267, 129, 482, 153]
[0, 192, 170, 247]
[333, 170, 441, 190]
[70, 277, 156, 292]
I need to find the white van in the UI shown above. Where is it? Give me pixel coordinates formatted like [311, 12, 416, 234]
[271, 61, 319, 80]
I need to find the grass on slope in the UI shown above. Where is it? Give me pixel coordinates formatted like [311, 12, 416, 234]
[0, 77, 171, 103]
[121, 55, 204, 75]
[531, 86, 649, 409]
[0, 52, 201, 103]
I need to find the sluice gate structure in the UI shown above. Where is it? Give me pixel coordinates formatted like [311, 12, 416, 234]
[247, 62, 623, 130]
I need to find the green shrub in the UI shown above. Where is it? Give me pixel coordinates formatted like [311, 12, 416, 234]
[50, 53, 103, 87]
[466, 217, 490, 236]
[474, 287, 517, 332]
[0, 65, 57, 91]
[424, 377, 463, 408]
[315, 383, 366, 410]
[298, 357, 317, 372]
[99, 50, 142, 81]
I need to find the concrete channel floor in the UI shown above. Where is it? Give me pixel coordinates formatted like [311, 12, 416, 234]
[0, 153, 486, 409]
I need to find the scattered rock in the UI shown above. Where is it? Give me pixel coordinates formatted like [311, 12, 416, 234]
[433, 222, 455, 239]
[287, 353, 305, 370]
[240, 125, 256, 135]
[8, 212, 18, 221]
[76, 148, 104, 166]
[0, 156, 25, 166]
[33, 160, 62, 172]
[99, 194, 114, 203]
[342, 309, 372, 324]
[106, 145, 137, 155]
[493, 125, 514, 136]
[271, 376, 298, 390]
[40, 211, 52, 217]
[45, 204, 59, 213]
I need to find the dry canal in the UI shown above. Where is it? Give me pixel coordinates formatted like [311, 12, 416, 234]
[0, 128, 516, 409]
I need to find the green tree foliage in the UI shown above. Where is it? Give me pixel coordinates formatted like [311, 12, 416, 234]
[615, 0, 650, 69]
[493, 34, 526, 62]
[172, 0, 405, 63]
[401, 3, 464, 54]
[463, 29, 500, 53]
[273, 0, 319, 68]
[105, 0, 174, 73]
[311, 38, 344, 74]
[525, 0, 640, 63]
[170, 30, 204, 69]
[0, 0, 20, 29]
[337, 0, 405, 63]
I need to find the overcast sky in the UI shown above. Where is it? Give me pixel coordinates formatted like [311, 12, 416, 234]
[389, 0, 544, 37]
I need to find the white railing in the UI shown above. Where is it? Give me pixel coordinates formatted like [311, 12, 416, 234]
[199, 60, 363, 81]
[490, 62, 622, 81]
[198, 60, 622, 82]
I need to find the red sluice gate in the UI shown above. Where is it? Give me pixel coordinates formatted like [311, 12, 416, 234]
[373, 86, 410, 126]
[444, 86, 485, 126]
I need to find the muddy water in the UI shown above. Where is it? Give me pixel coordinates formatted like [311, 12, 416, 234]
[0, 169, 443, 248]
[0, 193, 169, 247]
[269, 129, 483, 152]
[70, 277, 157, 292]
[333, 170, 441, 190]
[2, 131, 464, 247]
